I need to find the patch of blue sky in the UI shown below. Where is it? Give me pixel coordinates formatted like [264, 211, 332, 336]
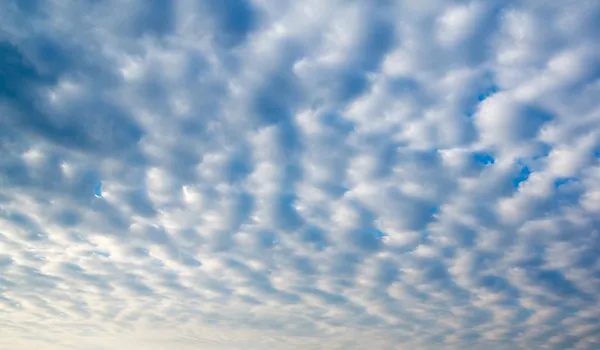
[367, 229, 389, 242]
[94, 182, 102, 198]
[513, 165, 532, 188]
[473, 152, 495, 165]
[477, 85, 498, 102]
[554, 177, 578, 188]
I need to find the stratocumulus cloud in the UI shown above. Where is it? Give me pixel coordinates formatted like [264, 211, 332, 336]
[1, 0, 600, 349]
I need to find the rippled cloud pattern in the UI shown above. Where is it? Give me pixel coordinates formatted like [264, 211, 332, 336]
[1, 1, 600, 349]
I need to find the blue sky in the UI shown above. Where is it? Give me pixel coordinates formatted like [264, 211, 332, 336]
[1, 0, 600, 349]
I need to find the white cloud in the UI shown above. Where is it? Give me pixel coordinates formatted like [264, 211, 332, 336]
[1, 0, 600, 349]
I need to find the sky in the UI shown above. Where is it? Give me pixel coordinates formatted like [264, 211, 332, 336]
[1, 0, 600, 349]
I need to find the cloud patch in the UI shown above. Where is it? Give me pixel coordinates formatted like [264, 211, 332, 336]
[1, 0, 600, 349]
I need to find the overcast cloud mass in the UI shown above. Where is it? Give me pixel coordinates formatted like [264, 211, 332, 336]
[1, 0, 600, 349]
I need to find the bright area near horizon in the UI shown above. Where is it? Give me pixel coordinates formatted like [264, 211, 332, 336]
[1, 0, 600, 349]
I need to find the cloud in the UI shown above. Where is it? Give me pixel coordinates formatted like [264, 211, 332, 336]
[1, 0, 600, 349]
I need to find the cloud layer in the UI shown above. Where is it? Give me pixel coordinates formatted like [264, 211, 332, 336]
[1, 0, 600, 349]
